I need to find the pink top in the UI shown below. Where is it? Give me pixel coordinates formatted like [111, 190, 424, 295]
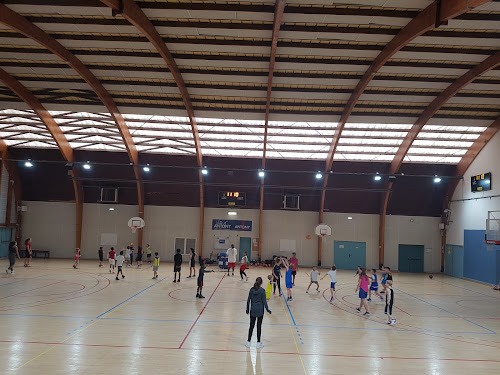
[359, 275, 369, 292]
[109, 250, 116, 260]
[290, 257, 298, 271]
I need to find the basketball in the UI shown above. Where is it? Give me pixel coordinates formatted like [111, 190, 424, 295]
[306, 234, 312, 240]
[429, 275, 433, 279]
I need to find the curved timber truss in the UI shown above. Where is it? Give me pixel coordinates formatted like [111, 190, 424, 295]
[318, 0, 493, 265]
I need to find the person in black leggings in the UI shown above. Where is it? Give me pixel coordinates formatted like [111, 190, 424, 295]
[6, 241, 20, 274]
[245, 277, 271, 349]
[272, 258, 282, 296]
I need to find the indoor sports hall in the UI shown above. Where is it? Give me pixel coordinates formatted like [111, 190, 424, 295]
[0, 1, 499, 374]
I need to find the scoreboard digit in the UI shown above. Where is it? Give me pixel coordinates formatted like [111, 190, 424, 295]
[218, 191, 246, 206]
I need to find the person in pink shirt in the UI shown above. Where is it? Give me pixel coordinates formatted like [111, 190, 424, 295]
[290, 252, 298, 285]
[108, 247, 116, 273]
[355, 268, 370, 316]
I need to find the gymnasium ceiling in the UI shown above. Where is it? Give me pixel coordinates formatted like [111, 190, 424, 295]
[0, 0, 499, 165]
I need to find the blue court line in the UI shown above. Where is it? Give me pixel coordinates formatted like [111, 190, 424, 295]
[395, 287, 497, 334]
[96, 277, 166, 319]
[281, 292, 297, 326]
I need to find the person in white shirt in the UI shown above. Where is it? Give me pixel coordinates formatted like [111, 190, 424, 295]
[115, 251, 126, 280]
[321, 265, 337, 302]
[306, 266, 320, 293]
[227, 244, 238, 276]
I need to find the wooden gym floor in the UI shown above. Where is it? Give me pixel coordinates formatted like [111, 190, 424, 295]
[0, 259, 499, 374]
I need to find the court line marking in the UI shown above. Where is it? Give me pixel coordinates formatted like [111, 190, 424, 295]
[178, 273, 225, 349]
[0, 312, 493, 335]
[13, 277, 166, 371]
[0, 280, 64, 300]
[2, 340, 500, 363]
[395, 287, 497, 334]
[0, 274, 48, 287]
[279, 292, 307, 375]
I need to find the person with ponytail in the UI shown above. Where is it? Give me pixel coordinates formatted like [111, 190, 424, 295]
[245, 277, 271, 349]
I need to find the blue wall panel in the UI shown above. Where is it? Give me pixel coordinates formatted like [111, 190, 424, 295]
[445, 244, 464, 279]
[463, 230, 497, 284]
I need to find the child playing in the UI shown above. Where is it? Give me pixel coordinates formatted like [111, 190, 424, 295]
[240, 252, 249, 282]
[129, 244, 134, 266]
[385, 279, 396, 325]
[321, 265, 337, 302]
[306, 266, 320, 293]
[73, 248, 81, 269]
[368, 269, 384, 302]
[380, 265, 387, 293]
[355, 268, 370, 316]
[152, 252, 160, 279]
[282, 258, 294, 301]
[354, 265, 362, 277]
[146, 244, 152, 264]
[272, 258, 282, 296]
[108, 247, 116, 273]
[196, 262, 214, 298]
[265, 275, 273, 300]
[173, 248, 182, 283]
[115, 251, 125, 280]
[98, 246, 104, 267]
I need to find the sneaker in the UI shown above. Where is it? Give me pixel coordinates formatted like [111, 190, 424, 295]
[199, 295, 205, 299]
[317, 289, 320, 293]
[330, 297, 334, 302]
[386, 320, 391, 324]
[363, 312, 371, 316]
[187, 276, 191, 278]
[273, 292, 276, 295]
[173, 280, 177, 283]
[240, 279, 244, 281]
[232, 273, 234, 276]
[390, 319, 396, 325]
[246, 277, 248, 282]
[279, 293, 282, 297]
[177, 279, 180, 283]
[355, 308, 361, 313]
[116, 277, 119, 280]
[156, 275, 158, 279]
[367, 298, 372, 302]
[5, 269, 8, 274]
[153, 277, 156, 279]
[196, 293, 200, 298]
[290, 297, 293, 301]
[245, 341, 251, 348]
[122, 275, 125, 279]
[109, 269, 112, 273]
[256, 342, 264, 349]
[306, 290, 309, 294]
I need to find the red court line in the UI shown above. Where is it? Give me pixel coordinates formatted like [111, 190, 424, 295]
[178, 274, 225, 349]
[1, 340, 499, 363]
[0, 280, 64, 300]
[325, 288, 500, 350]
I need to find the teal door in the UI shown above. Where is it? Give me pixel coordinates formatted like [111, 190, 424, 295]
[334, 241, 366, 270]
[239, 237, 251, 261]
[398, 244, 424, 273]
[445, 244, 464, 278]
[0, 228, 12, 258]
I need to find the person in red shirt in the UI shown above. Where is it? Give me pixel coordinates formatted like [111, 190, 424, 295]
[73, 248, 81, 269]
[108, 247, 116, 273]
[24, 238, 32, 267]
[290, 252, 298, 285]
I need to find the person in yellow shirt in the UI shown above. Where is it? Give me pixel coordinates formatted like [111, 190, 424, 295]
[152, 252, 160, 279]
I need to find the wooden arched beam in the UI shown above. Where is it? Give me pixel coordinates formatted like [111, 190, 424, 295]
[0, 140, 23, 244]
[0, 4, 144, 245]
[258, 0, 286, 261]
[318, 0, 492, 265]
[99, 0, 206, 254]
[378, 51, 500, 269]
[0, 67, 83, 248]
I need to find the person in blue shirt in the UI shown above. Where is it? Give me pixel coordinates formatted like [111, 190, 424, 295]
[272, 258, 282, 296]
[368, 269, 384, 301]
[282, 258, 294, 302]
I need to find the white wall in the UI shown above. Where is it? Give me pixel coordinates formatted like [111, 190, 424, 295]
[447, 130, 500, 246]
[21, 200, 442, 271]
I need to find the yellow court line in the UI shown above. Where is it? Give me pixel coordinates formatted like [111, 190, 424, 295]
[279, 297, 308, 375]
[14, 280, 164, 371]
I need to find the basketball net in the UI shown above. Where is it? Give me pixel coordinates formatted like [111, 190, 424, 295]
[131, 225, 138, 233]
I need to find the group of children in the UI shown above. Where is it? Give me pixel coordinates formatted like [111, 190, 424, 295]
[105, 246, 160, 281]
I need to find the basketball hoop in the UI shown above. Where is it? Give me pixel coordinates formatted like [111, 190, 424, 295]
[315, 224, 332, 238]
[128, 217, 145, 233]
[485, 239, 500, 251]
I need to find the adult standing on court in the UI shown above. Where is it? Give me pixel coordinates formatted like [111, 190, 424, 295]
[98, 246, 104, 267]
[187, 248, 196, 278]
[146, 244, 152, 264]
[24, 238, 32, 267]
[290, 252, 298, 285]
[245, 277, 271, 349]
[227, 244, 238, 276]
[6, 241, 20, 274]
